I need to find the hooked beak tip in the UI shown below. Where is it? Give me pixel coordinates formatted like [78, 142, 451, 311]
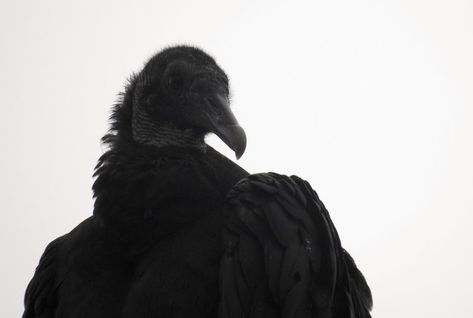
[234, 133, 246, 160]
[222, 124, 247, 160]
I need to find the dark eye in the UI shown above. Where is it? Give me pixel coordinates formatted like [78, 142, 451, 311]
[167, 75, 184, 91]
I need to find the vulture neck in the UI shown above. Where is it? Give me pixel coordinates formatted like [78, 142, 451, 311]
[131, 106, 206, 150]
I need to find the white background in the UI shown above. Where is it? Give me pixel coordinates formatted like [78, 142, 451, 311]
[1, 0, 472, 317]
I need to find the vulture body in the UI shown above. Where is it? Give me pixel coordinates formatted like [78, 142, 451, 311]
[24, 46, 372, 318]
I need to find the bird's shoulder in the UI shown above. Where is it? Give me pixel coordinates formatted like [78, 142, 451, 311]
[23, 233, 68, 318]
[24, 215, 151, 318]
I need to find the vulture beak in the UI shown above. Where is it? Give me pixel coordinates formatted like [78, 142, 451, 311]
[206, 94, 247, 159]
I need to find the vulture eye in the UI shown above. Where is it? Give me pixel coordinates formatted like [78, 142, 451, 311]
[167, 75, 184, 92]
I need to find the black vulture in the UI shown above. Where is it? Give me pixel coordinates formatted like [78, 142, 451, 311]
[23, 45, 372, 318]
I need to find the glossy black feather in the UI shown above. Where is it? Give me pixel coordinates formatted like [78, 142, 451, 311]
[220, 173, 372, 318]
[23, 46, 371, 318]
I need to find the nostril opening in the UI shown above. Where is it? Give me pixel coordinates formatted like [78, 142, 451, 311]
[206, 98, 224, 116]
[206, 98, 217, 108]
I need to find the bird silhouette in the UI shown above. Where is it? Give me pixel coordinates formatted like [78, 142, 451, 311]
[24, 45, 372, 318]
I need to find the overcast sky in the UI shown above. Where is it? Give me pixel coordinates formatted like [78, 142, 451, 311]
[1, 0, 472, 317]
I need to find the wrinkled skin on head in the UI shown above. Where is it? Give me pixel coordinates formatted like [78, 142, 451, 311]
[133, 46, 246, 158]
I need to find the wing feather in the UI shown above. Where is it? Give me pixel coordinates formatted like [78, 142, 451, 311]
[219, 173, 372, 318]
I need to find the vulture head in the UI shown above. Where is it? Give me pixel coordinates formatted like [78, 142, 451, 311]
[120, 45, 246, 159]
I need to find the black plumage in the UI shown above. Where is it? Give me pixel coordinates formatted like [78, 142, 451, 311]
[23, 45, 372, 318]
[220, 173, 372, 318]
